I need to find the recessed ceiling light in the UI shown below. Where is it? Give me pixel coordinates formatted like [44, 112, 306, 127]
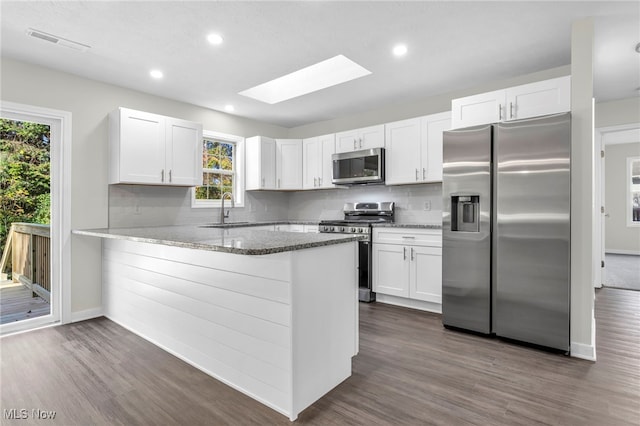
[393, 44, 408, 57]
[150, 69, 163, 79]
[224, 105, 235, 112]
[239, 54, 371, 104]
[207, 33, 224, 45]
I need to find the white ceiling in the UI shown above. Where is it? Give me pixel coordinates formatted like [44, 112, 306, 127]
[1, 1, 638, 128]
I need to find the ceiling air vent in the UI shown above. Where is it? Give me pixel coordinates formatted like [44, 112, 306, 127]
[26, 28, 91, 52]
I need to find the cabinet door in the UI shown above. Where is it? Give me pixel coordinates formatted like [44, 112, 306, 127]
[409, 246, 442, 303]
[118, 109, 165, 184]
[335, 129, 359, 153]
[302, 137, 319, 189]
[261, 137, 277, 189]
[359, 124, 385, 150]
[451, 90, 505, 129]
[318, 134, 336, 188]
[421, 111, 451, 182]
[165, 118, 202, 186]
[373, 243, 409, 297]
[385, 118, 421, 185]
[245, 136, 279, 190]
[506, 76, 570, 121]
[276, 139, 302, 189]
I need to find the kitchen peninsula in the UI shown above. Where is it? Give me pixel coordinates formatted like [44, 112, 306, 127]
[73, 225, 361, 421]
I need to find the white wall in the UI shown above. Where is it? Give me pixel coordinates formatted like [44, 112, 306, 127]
[0, 58, 289, 315]
[287, 66, 570, 138]
[596, 98, 640, 128]
[605, 142, 640, 253]
[570, 18, 596, 360]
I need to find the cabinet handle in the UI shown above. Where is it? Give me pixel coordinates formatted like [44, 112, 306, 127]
[318, 177, 322, 186]
[415, 169, 419, 181]
[261, 177, 265, 187]
[278, 178, 281, 188]
[359, 138, 363, 148]
[410, 247, 415, 261]
[169, 170, 172, 182]
[422, 168, 426, 180]
[161, 169, 165, 182]
[402, 235, 415, 239]
[403, 247, 407, 260]
[314, 177, 318, 187]
[509, 102, 514, 119]
[353, 139, 357, 150]
[498, 104, 502, 120]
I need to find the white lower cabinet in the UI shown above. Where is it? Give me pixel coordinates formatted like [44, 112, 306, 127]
[373, 228, 442, 306]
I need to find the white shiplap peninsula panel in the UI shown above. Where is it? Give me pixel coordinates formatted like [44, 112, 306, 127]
[101, 238, 357, 420]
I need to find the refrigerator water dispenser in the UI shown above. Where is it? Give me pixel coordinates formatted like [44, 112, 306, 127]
[451, 195, 480, 232]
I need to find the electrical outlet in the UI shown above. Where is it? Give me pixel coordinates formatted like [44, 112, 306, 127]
[424, 201, 431, 211]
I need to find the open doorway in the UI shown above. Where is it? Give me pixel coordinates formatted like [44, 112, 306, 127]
[596, 124, 640, 291]
[0, 118, 52, 324]
[0, 102, 71, 335]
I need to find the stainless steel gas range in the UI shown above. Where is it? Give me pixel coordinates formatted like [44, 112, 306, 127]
[319, 202, 395, 302]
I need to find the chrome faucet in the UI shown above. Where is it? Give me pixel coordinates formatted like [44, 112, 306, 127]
[220, 192, 234, 224]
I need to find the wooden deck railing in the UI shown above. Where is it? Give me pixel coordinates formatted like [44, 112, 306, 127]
[0, 223, 50, 302]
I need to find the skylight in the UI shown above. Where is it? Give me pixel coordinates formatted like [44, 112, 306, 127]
[239, 55, 371, 104]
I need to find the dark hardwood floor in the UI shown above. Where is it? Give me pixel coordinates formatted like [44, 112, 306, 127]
[1, 287, 638, 425]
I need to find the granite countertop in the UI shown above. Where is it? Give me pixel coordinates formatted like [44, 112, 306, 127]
[371, 223, 442, 229]
[73, 225, 361, 255]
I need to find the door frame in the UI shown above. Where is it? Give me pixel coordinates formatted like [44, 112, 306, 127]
[0, 101, 72, 335]
[594, 123, 640, 288]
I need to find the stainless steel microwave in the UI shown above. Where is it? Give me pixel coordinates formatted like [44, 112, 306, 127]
[332, 148, 385, 185]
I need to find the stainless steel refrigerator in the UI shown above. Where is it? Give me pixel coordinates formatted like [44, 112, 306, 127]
[442, 112, 570, 352]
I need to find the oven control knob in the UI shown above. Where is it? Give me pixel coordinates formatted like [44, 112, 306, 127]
[351, 227, 356, 233]
[358, 228, 363, 233]
[330, 226, 335, 232]
[339, 226, 345, 232]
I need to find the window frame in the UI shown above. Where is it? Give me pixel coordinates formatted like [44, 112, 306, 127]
[627, 156, 640, 227]
[191, 130, 245, 209]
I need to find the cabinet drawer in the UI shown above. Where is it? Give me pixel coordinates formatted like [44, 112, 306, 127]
[373, 228, 442, 246]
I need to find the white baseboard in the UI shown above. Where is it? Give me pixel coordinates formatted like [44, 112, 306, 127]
[571, 341, 596, 361]
[605, 249, 640, 256]
[375, 294, 442, 314]
[70, 307, 103, 323]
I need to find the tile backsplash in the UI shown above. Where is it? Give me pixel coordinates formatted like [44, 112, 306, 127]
[108, 182, 443, 228]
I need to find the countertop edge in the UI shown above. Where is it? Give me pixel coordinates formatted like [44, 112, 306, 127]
[73, 228, 363, 255]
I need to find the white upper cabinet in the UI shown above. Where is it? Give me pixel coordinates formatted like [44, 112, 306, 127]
[335, 124, 385, 153]
[421, 112, 451, 182]
[451, 76, 571, 129]
[303, 134, 335, 189]
[275, 139, 303, 190]
[385, 117, 421, 185]
[166, 118, 203, 186]
[451, 90, 504, 129]
[109, 107, 202, 186]
[505, 76, 571, 121]
[385, 111, 451, 185]
[245, 136, 276, 190]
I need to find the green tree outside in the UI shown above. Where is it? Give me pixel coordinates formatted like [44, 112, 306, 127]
[0, 118, 51, 254]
